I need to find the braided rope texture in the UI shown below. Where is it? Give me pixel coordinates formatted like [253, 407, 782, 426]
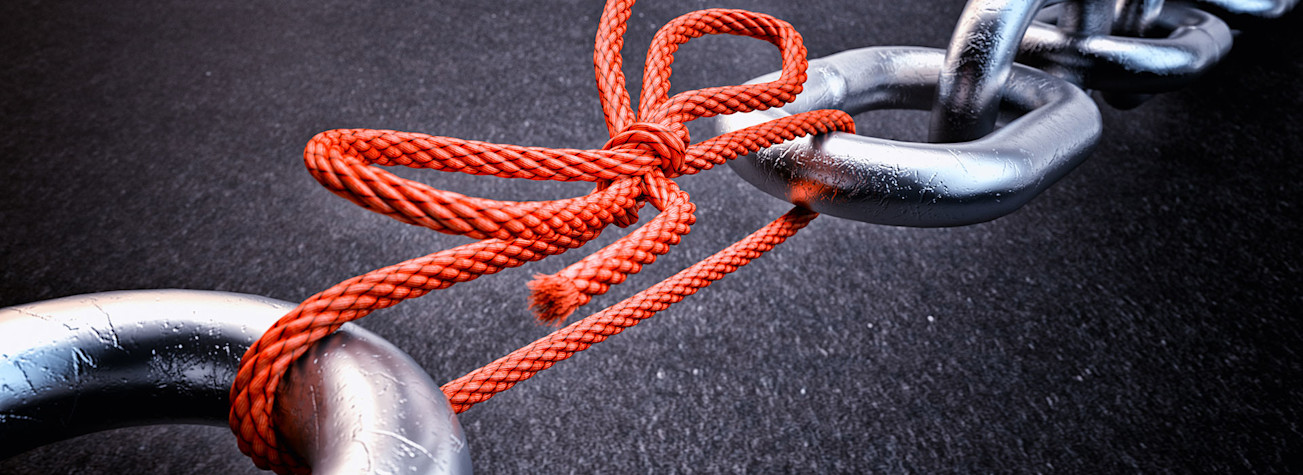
[228, 0, 854, 472]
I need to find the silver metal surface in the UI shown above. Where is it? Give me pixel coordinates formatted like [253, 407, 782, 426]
[1053, 0, 1115, 35]
[930, 0, 1055, 142]
[274, 317, 472, 474]
[1195, 0, 1299, 18]
[716, 46, 1101, 227]
[1113, 0, 1163, 35]
[1020, 3, 1234, 93]
[0, 289, 472, 474]
[1102, 0, 1165, 108]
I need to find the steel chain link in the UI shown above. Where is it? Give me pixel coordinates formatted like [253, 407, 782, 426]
[716, 0, 1295, 227]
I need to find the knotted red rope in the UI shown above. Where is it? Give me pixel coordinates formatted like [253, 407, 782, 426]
[229, 1, 854, 472]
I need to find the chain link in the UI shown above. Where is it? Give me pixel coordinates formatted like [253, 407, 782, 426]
[1023, 2, 1233, 108]
[715, 0, 1295, 227]
[1196, 0, 1299, 19]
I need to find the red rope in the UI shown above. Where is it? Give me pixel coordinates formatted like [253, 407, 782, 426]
[228, 1, 854, 472]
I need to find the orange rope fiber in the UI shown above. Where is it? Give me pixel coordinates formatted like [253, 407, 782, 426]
[229, 0, 854, 472]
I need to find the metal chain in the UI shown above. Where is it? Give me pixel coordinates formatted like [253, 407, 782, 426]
[715, 0, 1294, 227]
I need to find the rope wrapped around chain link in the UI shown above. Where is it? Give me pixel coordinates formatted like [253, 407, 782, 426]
[228, 0, 855, 472]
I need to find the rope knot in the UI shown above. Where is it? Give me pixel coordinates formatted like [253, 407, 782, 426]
[602, 122, 686, 176]
[229, 4, 859, 472]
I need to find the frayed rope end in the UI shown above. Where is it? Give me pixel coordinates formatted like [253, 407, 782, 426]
[527, 273, 584, 326]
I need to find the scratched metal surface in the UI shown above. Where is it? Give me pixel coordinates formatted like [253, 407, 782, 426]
[2, 0, 1300, 473]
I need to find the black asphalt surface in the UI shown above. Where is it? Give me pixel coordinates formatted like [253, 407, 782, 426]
[2, 0, 1300, 473]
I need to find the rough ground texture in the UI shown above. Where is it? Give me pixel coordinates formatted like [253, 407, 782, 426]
[2, 0, 1300, 473]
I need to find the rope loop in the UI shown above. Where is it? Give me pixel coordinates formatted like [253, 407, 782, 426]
[229, 1, 860, 472]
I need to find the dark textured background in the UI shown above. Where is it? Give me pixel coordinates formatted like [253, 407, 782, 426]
[2, 0, 1300, 473]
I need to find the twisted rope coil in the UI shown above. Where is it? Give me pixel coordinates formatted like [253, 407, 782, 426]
[229, 1, 854, 472]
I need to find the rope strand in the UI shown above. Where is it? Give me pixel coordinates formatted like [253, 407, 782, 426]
[444, 206, 819, 412]
[229, 1, 854, 472]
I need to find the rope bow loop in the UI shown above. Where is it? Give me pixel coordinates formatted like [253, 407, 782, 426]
[229, 0, 856, 473]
